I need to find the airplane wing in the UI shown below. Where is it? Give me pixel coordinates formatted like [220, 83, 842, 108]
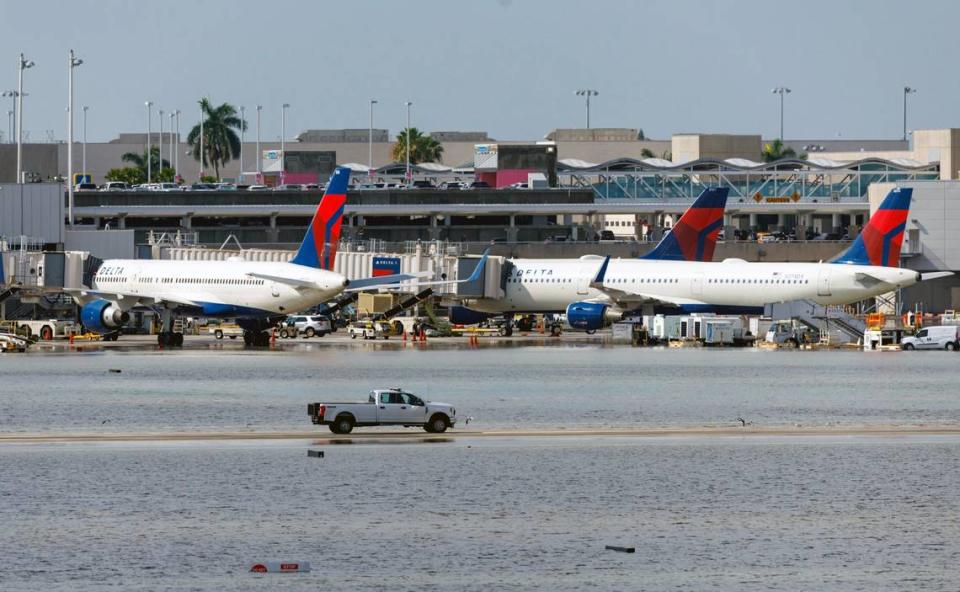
[344, 272, 433, 292]
[64, 288, 198, 308]
[586, 256, 702, 309]
[245, 272, 315, 289]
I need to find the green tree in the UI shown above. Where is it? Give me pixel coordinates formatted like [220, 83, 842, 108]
[761, 138, 798, 162]
[104, 167, 144, 185]
[187, 98, 246, 179]
[640, 147, 655, 158]
[120, 146, 171, 179]
[391, 127, 444, 164]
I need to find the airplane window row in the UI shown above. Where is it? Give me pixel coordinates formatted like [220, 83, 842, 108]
[155, 277, 265, 285]
[98, 276, 264, 286]
[608, 278, 678, 284]
[507, 277, 573, 284]
[708, 278, 809, 285]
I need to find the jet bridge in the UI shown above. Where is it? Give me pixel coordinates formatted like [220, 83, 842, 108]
[453, 255, 504, 299]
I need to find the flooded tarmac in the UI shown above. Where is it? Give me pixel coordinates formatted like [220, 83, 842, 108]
[3, 341, 959, 590]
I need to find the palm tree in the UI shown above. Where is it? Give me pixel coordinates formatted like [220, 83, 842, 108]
[187, 98, 246, 179]
[121, 146, 171, 180]
[761, 138, 797, 162]
[391, 127, 444, 164]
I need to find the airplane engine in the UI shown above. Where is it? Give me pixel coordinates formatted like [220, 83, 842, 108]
[80, 299, 130, 333]
[449, 305, 495, 325]
[565, 301, 616, 331]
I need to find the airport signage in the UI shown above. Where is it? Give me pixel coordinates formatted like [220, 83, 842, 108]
[372, 257, 401, 277]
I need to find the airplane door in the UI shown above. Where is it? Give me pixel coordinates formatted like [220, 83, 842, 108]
[691, 274, 703, 296]
[817, 266, 832, 297]
[576, 264, 591, 295]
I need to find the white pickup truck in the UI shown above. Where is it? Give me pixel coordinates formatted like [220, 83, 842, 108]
[308, 388, 458, 434]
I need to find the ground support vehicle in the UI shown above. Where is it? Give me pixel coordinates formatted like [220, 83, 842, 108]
[308, 389, 458, 434]
[210, 323, 243, 340]
[347, 319, 389, 340]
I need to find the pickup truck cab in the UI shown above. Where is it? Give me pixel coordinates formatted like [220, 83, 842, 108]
[308, 388, 458, 434]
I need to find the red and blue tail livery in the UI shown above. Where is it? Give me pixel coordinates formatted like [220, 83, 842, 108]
[834, 187, 911, 267]
[291, 167, 350, 270]
[640, 187, 729, 262]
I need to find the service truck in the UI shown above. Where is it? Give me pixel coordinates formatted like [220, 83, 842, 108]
[308, 388, 458, 434]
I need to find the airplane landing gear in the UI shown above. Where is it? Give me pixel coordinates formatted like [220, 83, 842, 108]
[157, 332, 184, 347]
[243, 330, 271, 347]
[157, 309, 184, 347]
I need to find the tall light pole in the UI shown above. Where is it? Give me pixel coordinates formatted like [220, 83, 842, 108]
[281, 103, 289, 184]
[2, 91, 21, 143]
[82, 106, 89, 180]
[16, 54, 36, 183]
[575, 89, 598, 129]
[158, 108, 164, 179]
[903, 86, 917, 142]
[168, 111, 175, 178]
[255, 105, 262, 178]
[239, 105, 245, 182]
[368, 99, 378, 177]
[6, 110, 11, 144]
[404, 101, 412, 184]
[173, 109, 181, 180]
[199, 100, 204, 180]
[772, 86, 791, 140]
[144, 101, 153, 182]
[67, 50, 83, 225]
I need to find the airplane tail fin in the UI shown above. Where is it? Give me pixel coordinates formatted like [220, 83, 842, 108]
[640, 187, 729, 262]
[290, 167, 350, 270]
[834, 187, 911, 267]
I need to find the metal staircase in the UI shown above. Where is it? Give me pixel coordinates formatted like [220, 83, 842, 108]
[765, 299, 866, 343]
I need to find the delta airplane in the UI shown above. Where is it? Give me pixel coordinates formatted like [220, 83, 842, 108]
[451, 186, 730, 328]
[456, 187, 951, 332]
[69, 167, 404, 346]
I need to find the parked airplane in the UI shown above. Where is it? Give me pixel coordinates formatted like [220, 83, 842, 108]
[450, 186, 729, 328]
[69, 167, 405, 346]
[454, 187, 950, 332]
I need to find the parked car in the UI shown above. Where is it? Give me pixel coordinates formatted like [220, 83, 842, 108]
[408, 180, 436, 189]
[302, 183, 321, 191]
[279, 315, 332, 338]
[157, 182, 180, 192]
[274, 183, 303, 191]
[99, 182, 130, 191]
[214, 183, 238, 191]
[74, 183, 98, 192]
[901, 326, 960, 351]
[188, 183, 218, 191]
[466, 180, 491, 189]
[307, 388, 458, 434]
[247, 184, 268, 191]
[440, 181, 465, 190]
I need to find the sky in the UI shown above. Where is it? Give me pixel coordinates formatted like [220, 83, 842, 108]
[0, 0, 957, 143]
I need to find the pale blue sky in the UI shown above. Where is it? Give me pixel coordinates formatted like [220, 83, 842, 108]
[0, 0, 956, 143]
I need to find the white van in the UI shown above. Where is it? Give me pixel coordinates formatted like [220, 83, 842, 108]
[901, 325, 960, 351]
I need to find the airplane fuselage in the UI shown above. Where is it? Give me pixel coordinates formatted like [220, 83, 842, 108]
[91, 258, 348, 317]
[466, 257, 921, 315]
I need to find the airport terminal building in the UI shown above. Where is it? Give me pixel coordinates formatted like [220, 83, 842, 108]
[2, 127, 960, 312]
